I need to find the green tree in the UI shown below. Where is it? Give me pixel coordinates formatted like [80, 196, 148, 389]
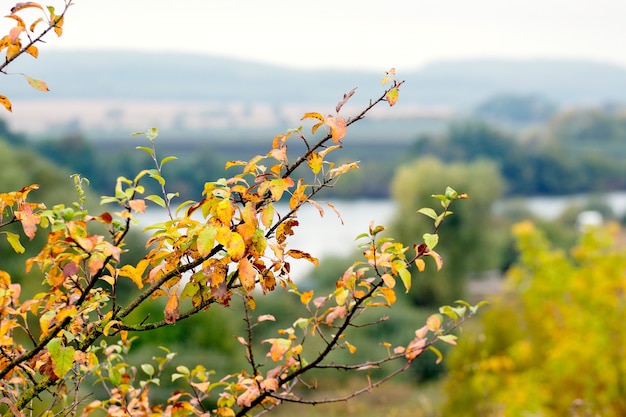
[390, 157, 505, 306]
[443, 221, 626, 416]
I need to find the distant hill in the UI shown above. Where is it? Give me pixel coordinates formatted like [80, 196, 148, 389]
[5, 50, 626, 140]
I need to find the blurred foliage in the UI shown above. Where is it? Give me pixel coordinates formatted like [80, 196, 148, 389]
[443, 221, 626, 416]
[389, 157, 506, 306]
[474, 93, 558, 125]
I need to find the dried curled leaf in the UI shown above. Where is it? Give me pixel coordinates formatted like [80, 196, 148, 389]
[335, 87, 357, 113]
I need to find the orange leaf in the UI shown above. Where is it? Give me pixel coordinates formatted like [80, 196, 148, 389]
[164, 293, 179, 324]
[324, 114, 347, 142]
[15, 202, 38, 239]
[263, 338, 291, 362]
[0, 95, 12, 112]
[286, 249, 319, 267]
[128, 199, 146, 213]
[378, 287, 396, 305]
[386, 87, 399, 106]
[23, 74, 49, 92]
[11, 2, 44, 13]
[29, 17, 44, 32]
[53, 15, 63, 37]
[6, 15, 26, 29]
[238, 257, 257, 292]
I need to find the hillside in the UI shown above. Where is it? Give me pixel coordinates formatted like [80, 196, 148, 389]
[5, 50, 626, 140]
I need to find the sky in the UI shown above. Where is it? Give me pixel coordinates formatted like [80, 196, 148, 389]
[39, 0, 626, 71]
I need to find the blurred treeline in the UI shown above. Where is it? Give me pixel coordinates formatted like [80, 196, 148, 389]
[3, 93, 626, 411]
[6, 94, 626, 201]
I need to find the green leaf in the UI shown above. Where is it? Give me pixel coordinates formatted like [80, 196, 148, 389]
[438, 334, 458, 345]
[141, 364, 155, 377]
[398, 265, 412, 292]
[136, 146, 153, 155]
[445, 186, 458, 199]
[428, 345, 443, 364]
[160, 156, 178, 166]
[423, 233, 439, 250]
[417, 208, 437, 220]
[47, 337, 76, 378]
[439, 305, 458, 321]
[4, 231, 25, 253]
[145, 195, 166, 208]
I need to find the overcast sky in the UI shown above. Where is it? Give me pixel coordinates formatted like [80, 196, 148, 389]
[28, 0, 626, 70]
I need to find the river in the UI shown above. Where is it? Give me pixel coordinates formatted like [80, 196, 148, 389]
[135, 192, 626, 278]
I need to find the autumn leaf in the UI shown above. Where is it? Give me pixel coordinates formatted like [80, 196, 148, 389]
[11, 2, 45, 13]
[426, 314, 442, 332]
[25, 45, 37, 58]
[4, 231, 24, 253]
[0, 95, 12, 112]
[286, 249, 319, 267]
[164, 293, 179, 324]
[301, 112, 325, 135]
[22, 74, 49, 92]
[118, 259, 149, 289]
[47, 337, 76, 378]
[29, 17, 44, 32]
[128, 199, 146, 213]
[385, 87, 399, 106]
[300, 290, 314, 305]
[307, 152, 323, 174]
[6, 43, 20, 61]
[263, 338, 292, 362]
[15, 202, 39, 239]
[324, 114, 347, 142]
[238, 257, 257, 291]
[335, 87, 357, 113]
[6, 15, 26, 30]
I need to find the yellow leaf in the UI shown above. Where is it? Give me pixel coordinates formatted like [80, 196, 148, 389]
[301, 112, 324, 122]
[6, 43, 20, 61]
[300, 290, 314, 305]
[25, 44, 37, 58]
[386, 87, 399, 106]
[415, 258, 426, 272]
[117, 259, 149, 289]
[378, 287, 396, 305]
[23, 74, 49, 92]
[53, 15, 63, 37]
[307, 152, 323, 174]
[345, 341, 357, 354]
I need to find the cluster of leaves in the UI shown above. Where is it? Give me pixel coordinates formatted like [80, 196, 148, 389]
[0, 1, 70, 111]
[0, 63, 484, 416]
[443, 221, 626, 416]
